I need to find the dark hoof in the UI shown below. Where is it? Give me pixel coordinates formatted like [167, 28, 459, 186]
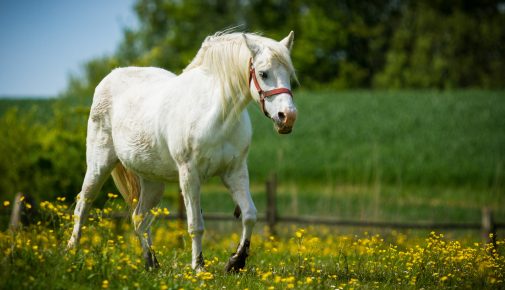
[233, 205, 241, 219]
[145, 250, 160, 270]
[195, 252, 205, 270]
[225, 240, 250, 273]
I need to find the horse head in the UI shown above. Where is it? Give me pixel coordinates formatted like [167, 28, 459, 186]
[244, 32, 297, 134]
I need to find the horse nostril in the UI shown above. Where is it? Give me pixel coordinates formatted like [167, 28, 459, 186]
[278, 112, 286, 122]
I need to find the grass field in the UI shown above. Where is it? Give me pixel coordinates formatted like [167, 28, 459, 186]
[0, 90, 505, 190]
[1, 198, 504, 289]
[248, 90, 505, 188]
[2, 90, 504, 188]
[1, 91, 505, 288]
[1, 90, 504, 224]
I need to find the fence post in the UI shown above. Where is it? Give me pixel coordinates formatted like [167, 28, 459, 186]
[266, 173, 278, 236]
[482, 207, 496, 247]
[9, 192, 38, 231]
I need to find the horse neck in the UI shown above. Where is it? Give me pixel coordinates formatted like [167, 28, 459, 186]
[214, 84, 252, 129]
[199, 59, 252, 128]
[178, 53, 252, 132]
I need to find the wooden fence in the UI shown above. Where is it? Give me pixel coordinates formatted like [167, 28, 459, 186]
[259, 175, 503, 245]
[6, 174, 505, 244]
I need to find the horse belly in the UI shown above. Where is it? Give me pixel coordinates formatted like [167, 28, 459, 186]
[113, 129, 179, 182]
[119, 148, 179, 182]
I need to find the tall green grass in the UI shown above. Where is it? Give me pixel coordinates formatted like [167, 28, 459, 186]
[1, 91, 504, 224]
[1, 205, 504, 290]
[248, 90, 505, 189]
[2, 91, 503, 189]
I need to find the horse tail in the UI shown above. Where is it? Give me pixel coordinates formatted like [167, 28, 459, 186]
[111, 163, 140, 208]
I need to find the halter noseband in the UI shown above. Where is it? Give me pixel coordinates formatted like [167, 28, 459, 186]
[248, 58, 293, 117]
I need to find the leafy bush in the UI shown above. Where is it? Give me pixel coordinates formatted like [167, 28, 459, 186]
[0, 104, 115, 205]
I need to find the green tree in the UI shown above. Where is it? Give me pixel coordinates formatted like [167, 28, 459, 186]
[63, 0, 409, 100]
[62, 0, 505, 100]
[374, 1, 505, 88]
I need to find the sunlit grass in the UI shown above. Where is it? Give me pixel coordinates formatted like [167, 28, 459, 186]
[1, 197, 504, 289]
[248, 90, 505, 189]
[194, 181, 505, 224]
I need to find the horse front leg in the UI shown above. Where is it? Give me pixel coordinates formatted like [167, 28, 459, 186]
[221, 162, 257, 272]
[178, 163, 205, 272]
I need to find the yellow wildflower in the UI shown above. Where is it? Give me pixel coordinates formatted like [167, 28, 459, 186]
[261, 271, 272, 281]
[295, 228, 305, 238]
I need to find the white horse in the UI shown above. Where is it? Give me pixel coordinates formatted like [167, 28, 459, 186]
[67, 31, 297, 272]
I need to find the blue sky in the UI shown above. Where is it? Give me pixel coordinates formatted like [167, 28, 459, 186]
[0, 0, 137, 97]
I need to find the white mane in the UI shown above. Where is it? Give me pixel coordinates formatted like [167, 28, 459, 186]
[184, 32, 296, 105]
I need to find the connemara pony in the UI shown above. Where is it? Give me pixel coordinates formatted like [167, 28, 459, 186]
[67, 31, 297, 272]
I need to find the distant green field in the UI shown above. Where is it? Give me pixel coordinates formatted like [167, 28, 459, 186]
[247, 90, 505, 189]
[1, 91, 504, 224]
[2, 91, 503, 188]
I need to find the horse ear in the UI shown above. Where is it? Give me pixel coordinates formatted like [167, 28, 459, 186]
[243, 34, 261, 57]
[280, 31, 294, 51]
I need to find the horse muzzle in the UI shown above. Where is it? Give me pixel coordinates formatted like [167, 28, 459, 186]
[273, 108, 297, 134]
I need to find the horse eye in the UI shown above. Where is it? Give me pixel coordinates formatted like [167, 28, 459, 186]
[259, 71, 268, 79]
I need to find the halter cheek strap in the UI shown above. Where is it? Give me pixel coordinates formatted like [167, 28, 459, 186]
[248, 58, 293, 117]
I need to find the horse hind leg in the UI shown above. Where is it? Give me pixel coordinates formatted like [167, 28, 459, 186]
[132, 178, 164, 270]
[67, 121, 117, 249]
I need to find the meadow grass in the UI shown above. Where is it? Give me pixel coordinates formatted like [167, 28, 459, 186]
[1, 196, 504, 289]
[247, 90, 505, 188]
[1, 91, 504, 288]
[2, 90, 504, 188]
[161, 180, 505, 227]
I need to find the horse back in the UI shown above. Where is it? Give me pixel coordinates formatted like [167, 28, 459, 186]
[89, 67, 176, 122]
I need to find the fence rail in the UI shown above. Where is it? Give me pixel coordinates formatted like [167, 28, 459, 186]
[6, 175, 504, 245]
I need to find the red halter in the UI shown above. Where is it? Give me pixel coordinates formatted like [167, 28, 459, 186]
[248, 58, 293, 117]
